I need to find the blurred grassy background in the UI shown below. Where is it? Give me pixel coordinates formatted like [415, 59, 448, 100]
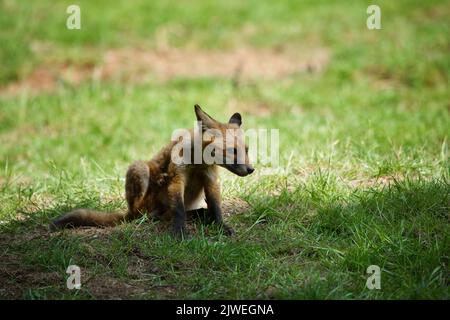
[0, 0, 449, 299]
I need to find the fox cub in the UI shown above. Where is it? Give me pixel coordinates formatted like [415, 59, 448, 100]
[50, 105, 254, 237]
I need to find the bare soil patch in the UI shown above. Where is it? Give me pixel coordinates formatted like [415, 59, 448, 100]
[0, 253, 61, 299]
[0, 196, 250, 298]
[82, 274, 148, 299]
[347, 174, 406, 188]
[222, 197, 252, 216]
[1, 47, 329, 96]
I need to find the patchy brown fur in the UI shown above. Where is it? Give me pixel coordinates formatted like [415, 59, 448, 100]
[50, 105, 254, 237]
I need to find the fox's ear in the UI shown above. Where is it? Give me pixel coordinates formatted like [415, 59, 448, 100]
[194, 104, 216, 131]
[229, 112, 242, 126]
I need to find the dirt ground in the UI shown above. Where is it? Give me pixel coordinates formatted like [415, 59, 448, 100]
[0, 197, 251, 299]
[0, 46, 329, 96]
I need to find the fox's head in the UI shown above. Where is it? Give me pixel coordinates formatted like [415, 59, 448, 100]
[194, 104, 254, 177]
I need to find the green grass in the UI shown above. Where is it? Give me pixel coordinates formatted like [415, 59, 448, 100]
[0, 0, 449, 299]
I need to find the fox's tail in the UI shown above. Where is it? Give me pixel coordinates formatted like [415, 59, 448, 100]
[49, 209, 127, 231]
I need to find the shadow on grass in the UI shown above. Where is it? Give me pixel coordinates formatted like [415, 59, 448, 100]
[0, 177, 448, 299]
[240, 177, 449, 299]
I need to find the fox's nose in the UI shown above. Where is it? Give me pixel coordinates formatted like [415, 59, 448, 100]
[247, 166, 254, 174]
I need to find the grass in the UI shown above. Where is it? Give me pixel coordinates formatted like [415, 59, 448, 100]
[0, 0, 449, 299]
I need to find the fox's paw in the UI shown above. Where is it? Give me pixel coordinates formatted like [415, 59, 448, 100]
[171, 225, 188, 240]
[222, 224, 235, 237]
[48, 220, 59, 232]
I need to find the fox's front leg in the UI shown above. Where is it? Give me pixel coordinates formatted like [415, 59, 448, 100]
[168, 176, 187, 238]
[203, 176, 235, 236]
